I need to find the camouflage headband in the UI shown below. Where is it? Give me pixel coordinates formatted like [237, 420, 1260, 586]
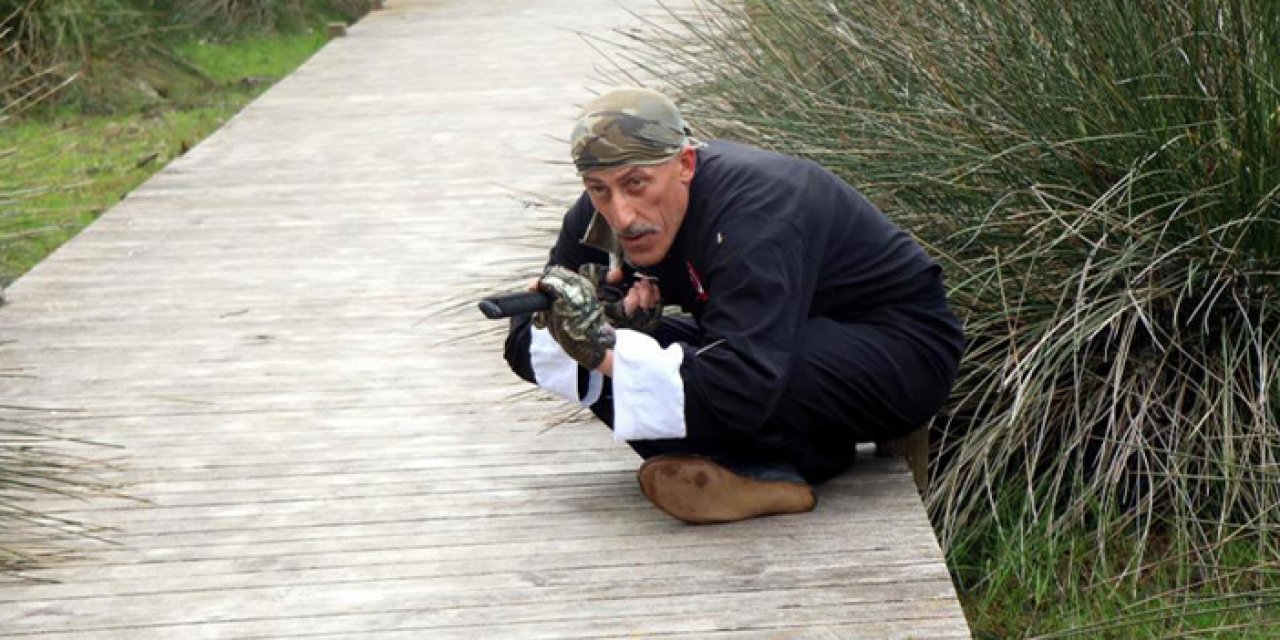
[570, 88, 701, 174]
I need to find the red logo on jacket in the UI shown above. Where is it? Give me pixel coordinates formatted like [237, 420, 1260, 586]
[686, 261, 709, 303]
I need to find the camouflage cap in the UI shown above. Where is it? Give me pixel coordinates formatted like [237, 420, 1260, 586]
[570, 88, 700, 174]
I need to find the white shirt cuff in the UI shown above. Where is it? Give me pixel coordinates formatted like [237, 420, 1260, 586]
[612, 329, 687, 441]
[530, 326, 602, 406]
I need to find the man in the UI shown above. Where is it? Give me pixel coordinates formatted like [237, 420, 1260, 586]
[504, 87, 964, 524]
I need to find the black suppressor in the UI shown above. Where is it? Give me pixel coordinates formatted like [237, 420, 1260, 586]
[478, 291, 551, 319]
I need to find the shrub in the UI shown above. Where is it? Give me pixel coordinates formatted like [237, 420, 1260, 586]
[145, 0, 374, 35]
[0, 0, 182, 112]
[622, 0, 1280, 631]
[0, 0, 370, 112]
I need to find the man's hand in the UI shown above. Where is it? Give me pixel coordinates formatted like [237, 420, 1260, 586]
[534, 266, 616, 370]
[615, 276, 662, 330]
[577, 263, 663, 332]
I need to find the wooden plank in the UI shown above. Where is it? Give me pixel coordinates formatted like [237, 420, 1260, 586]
[3, 536, 949, 598]
[0, 0, 971, 637]
[1, 585, 965, 635]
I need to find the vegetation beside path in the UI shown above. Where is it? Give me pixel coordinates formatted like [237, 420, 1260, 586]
[628, 0, 1280, 636]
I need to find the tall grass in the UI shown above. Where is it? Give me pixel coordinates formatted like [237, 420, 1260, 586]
[144, 0, 374, 35]
[619, 0, 1280, 632]
[1, 0, 369, 112]
[0, 0, 181, 112]
[0, 409, 115, 572]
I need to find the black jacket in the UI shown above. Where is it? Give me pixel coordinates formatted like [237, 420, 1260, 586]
[506, 140, 957, 437]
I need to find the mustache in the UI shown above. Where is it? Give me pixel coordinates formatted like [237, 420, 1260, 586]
[618, 223, 659, 238]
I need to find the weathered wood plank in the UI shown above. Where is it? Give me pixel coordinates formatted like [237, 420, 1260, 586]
[2, 539, 950, 599]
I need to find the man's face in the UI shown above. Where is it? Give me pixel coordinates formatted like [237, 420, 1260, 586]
[581, 147, 696, 267]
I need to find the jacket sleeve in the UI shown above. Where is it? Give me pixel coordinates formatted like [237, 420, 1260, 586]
[503, 313, 537, 384]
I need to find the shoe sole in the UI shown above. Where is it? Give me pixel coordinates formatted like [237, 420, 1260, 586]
[637, 456, 816, 524]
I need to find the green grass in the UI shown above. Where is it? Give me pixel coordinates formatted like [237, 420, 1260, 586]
[176, 28, 329, 84]
[0, 27, 329, 285]
[956, 508, 1280, 638]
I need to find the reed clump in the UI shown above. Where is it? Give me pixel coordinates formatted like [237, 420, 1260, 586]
[622, 0, 1280, 633]
[0, 0, 173, 113]
[142, 0, 374, 36]
[0, 0, 372, 112]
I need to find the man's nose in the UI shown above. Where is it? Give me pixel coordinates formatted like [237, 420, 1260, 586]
[607, 192, 638, 230]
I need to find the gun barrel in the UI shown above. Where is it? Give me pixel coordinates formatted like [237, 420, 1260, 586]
[478, 291, 551, 319]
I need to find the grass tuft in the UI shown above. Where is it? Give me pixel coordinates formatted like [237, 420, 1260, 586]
[619, 0, 1280, 634]
[0, 409, 117, 572]
[0, 0, 186, 114]
[146, 0, 375, 35]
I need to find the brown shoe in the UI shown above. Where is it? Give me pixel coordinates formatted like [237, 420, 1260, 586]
[637, 455, 816, 524]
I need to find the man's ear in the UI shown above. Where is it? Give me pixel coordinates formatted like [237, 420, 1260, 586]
[678, 146, 697, 186]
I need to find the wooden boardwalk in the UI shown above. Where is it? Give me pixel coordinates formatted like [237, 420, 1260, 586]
[0, 1, 971, 637]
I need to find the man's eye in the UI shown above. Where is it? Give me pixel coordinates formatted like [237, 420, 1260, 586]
[588, 186, 608, 196]
[627, 178, 647, 189]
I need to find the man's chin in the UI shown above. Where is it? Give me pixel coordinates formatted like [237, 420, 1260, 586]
[622, 249, 661, 267]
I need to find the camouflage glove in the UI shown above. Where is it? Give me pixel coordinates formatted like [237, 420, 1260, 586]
[577, 263, 664, 332]
[534, 265, 616, 370]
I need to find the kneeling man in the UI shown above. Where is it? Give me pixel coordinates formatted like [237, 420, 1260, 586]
[504, 88, 964, 524]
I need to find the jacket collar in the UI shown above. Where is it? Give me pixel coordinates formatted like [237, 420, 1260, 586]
[579, 208, 620, 257]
